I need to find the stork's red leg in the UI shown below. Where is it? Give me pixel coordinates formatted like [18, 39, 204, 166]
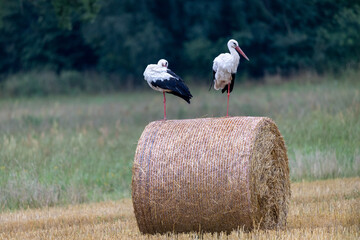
[163, 92, 167, 120]
[226, 83, 230, 117]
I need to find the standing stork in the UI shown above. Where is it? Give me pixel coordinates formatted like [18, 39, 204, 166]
[144, 59, 193, 120]
[212, 39, 249, 117]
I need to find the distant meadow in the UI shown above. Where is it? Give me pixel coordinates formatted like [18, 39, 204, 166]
[1, 71, 359, 210]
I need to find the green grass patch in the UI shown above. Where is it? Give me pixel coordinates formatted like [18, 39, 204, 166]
[0, 71, 359, 211]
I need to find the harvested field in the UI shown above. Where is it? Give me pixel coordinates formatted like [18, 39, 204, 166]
[1, 177, 359, 239]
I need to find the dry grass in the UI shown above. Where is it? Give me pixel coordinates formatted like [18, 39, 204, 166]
[0, 177, 359, 239]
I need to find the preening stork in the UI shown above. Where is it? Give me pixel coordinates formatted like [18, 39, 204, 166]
[212, 39, 249, 117]
[144, 59, 193, 120]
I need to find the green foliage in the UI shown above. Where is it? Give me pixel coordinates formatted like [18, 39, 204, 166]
[1, 70, 113, 96]
[315, 5, 360, 71]
[0, 0, 97, 74]
[184, 38, 217, 77]
[51, 0, 100, 29]
[2, 71, 59, 96]
[0, 0, 359, 92]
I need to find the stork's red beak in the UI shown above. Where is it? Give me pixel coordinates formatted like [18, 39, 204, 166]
[235, 46, 249, 61]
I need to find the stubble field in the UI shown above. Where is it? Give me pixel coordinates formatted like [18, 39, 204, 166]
[1, 178, 359, 239]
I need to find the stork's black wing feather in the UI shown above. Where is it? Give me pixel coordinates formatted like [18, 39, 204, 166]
[151, 78, 193, 104]
[209, 70, 215, 91]
[221, 73, 236, 93]
[166, 69, 182, 80]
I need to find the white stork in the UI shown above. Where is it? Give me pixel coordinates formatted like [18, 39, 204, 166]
[212, 39, 249, 117]
[144, 59, 193, 120]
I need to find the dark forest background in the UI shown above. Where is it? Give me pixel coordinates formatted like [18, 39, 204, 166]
[0, 0, 359, 95]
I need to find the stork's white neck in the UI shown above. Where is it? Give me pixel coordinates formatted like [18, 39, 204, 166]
[228, 46, 240, 61]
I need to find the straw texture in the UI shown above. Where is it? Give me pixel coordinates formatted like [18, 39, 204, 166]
[132, 117, 290, 234]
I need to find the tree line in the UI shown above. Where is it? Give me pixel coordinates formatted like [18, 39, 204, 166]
[0, 0, 359, 93]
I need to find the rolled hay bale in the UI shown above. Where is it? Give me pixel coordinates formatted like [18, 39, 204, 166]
[132, 117, 290, 234]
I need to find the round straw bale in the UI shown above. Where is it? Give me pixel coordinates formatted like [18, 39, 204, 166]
[132, 117, 290, 234]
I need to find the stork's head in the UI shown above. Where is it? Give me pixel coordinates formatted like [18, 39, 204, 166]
[157, 59, 168, 68]
[227, 39, 249, 61]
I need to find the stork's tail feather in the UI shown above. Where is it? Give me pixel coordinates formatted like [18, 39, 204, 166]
[169, 80, 193, 104]
[209, 81, 214, 91]
[150, 77, 192, 103]
[170, 91, 192, 104]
